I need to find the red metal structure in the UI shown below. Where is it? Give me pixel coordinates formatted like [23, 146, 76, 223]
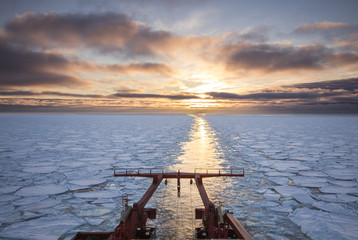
[72, 168, 252, 240]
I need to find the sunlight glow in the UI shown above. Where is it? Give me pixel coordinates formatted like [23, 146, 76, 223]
[161, 116, 226, 238]
[184, 99, 220, 109]
[172, 115, 224, 170]
[188, 73, 229, 94]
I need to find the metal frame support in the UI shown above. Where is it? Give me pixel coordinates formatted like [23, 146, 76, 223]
[109, 168, 251, 240]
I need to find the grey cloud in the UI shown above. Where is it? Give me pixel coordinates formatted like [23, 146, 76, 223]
[4, 12, 173, 57]
[0, 41, 86, 88]
[293, 22, 358, 41]
[105, 62, 174, 76]
[289, 78, 358, 92]
[0, 90, 103, 98]
[206, 91, 341, 100]
[0, 90, 199, 100]
[111, 92, 199, 100]
[225, 43, 328, 72]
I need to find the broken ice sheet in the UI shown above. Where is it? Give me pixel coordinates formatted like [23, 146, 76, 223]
[325, 168, 358, 181]
[0, 215, 85, 240]
[2, 114, 358, 240]
[273, 185, 310, 198]
[267, 176, 289, 185]
[18, 198, 60, 214]
[69, 179, 107, 186]
[75, 207, 112, 217]
[263, 189, 280, 201]
[0, 186, 21, 194]
[15, 184, 68, 196]
[269, 205, 293, 213]
[312, 201, 356, 216]
[23, 166, 58, 174]
[74, 190, 121, 199]
[320, 185, 358, 194]
[289, 207, 358, 240]
[290, 176, 328, 188]
[291, 193, 314, 204]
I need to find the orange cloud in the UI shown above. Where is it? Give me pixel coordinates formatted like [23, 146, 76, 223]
[295, 21, 351, 31]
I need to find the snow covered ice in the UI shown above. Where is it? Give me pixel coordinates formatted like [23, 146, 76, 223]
[0, 114, 358, 239]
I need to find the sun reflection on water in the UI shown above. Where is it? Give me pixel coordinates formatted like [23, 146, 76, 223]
[172, 115, 224, 171]
[153, 115, 231, 238]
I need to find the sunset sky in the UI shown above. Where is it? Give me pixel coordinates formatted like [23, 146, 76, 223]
[0, 0, 357, 113]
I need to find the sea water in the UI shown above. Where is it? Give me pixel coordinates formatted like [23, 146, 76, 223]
[0, 114, 357, 239]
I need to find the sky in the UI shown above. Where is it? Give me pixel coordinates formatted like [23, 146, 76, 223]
[0, 0, 357, 114]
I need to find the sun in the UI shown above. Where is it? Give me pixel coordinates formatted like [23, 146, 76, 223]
[189, 74, 226, 93]
[183, 73, 229, 109]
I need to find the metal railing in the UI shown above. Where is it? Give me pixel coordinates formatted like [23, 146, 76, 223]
[114, 167, 244, 176]
[114, 168, 164, 176]
[194, 168, 244, 176]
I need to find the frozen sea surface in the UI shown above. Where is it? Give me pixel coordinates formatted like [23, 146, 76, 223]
[206, 115, 358, 240]
[0, 114, 357, 239]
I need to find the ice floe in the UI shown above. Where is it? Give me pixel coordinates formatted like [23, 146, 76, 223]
[290, 207, 358, 240]
[1, 114, 357, 240]
[15, 185, 68, 196]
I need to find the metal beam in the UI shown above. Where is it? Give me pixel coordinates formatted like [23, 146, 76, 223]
[194, 174, 216, 238]
[225, 213, 253, 240]
[114, 168, 244, 179]
[136, 174, 163, 208]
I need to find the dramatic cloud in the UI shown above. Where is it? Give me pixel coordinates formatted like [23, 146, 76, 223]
[202, 78, 358, 114]
[223, 43, 329, 72]
[206, 91, 341, 100]
[289, 78, 358, 93]
[111, 92, 199, 100]
[334, 33, 358, 50]
[294, 21, 358, 45]
[0, 35, 175, 90]
[104, 62, 174, 76]
[0, 90, 104, 98]
[4, 12, 174, 57]
[0, 41, 87, 88]
[0, 9, 357, 113]
[3, 12, 222, 60]
[0, 90, 199, 100]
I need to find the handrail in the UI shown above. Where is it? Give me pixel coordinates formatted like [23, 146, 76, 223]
[114, 168, 164, 176]
[114, 168, 244, 177]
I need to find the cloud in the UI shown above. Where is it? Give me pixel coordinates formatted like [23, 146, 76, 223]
[294, 21, 358, 43]
[218, 40, 358, 73]
[223, 43, 328, 72]
[3, 11, 222, 60]
[4, 12, 175, 57]
[328, 52, 358, 68]
[0, 90, 103, 98]
[334, 33, 358, 51]
[206, 91, 341, 100]
[206, 78, 358, 101]
[289, 78, 358, 92]
[0, 36, 175, 90]
[226, 26, 271, 43]
[111, 92, 199, 100]
[295, 21, 352, 32]
[0, 41, 87, 88]
[104, 62, 174, 76]
[0, 90, 199, 100]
